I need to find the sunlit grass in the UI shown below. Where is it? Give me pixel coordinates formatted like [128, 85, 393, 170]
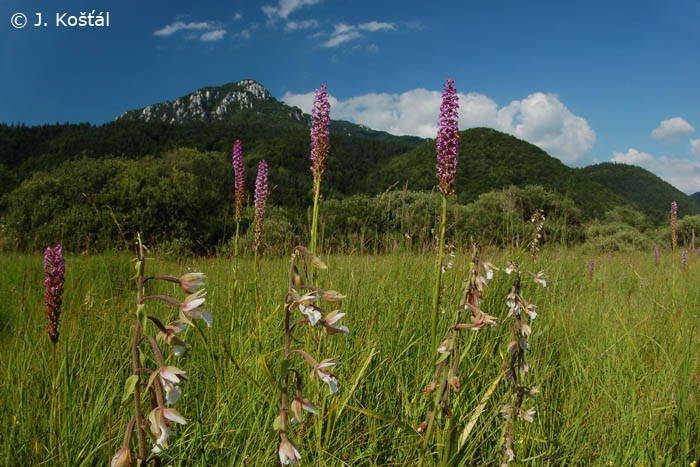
[0, 247, 698, 465]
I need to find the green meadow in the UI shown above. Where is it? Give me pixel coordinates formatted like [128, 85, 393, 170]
[1, 246, 698, 466]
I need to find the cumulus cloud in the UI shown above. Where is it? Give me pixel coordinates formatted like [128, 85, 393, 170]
[233, 13, 243, 22]
[651, 117, 695, 143]
[283, 88, 596, 164]
[285, 19, 319, 31]
[200, 29, 227, 41]
[262, 0, 322, 20]
[612, 148, 700, 194]
[154, 21, 213, 36]
[692, 139, 700, 158]
[322, 21, 397, 48]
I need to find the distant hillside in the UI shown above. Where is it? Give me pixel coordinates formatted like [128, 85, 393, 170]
[1, 80, 694, 225]
[578, 162, 700, 222]
[370, 127, 628, 218]
[691, 192, 700, 202]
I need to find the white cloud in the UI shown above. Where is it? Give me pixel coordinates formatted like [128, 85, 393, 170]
[651, 117, 695, 143]
[200, 29, 227, 41]
[154, 21, 213, 36]
[262, 0, 322, 20]
[233, 13, 243, 22]
[285, 19, 319, 31]
[611, 148, 655, 165]
[323, 30, 361, 47]
[283, 88, 595, 164]
[358, 21, 395, 31]
[692, 139, 700, 158]
[322, 21, 398, 48]
[612, 148, 700, 194]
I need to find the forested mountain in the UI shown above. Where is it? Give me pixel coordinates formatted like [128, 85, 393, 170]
[2, 79, 698, 252]
[578, 163, 700, 222]
[369, 128, 629, 218]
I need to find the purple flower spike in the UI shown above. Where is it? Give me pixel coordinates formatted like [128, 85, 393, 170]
[310, 84, 331, 180]
[588, 259, 595, 282]
[671, 201, 678, 250]
[44, 245, 65, 343]
[254, 160, 268, 251]
[232, 140, 245, 222]
[654, 246, 659, 266]
[436, 78, 459, 197]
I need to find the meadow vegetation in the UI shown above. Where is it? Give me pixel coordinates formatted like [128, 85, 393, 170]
[1, 246, 699, 465]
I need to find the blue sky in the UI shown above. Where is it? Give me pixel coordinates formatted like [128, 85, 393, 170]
[2, 0, 699, 192]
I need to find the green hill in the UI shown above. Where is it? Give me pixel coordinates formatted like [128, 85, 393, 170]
[578, 162, 700, 222]
[371, 127, 628, 218]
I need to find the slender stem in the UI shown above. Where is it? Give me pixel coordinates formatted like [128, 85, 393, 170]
[229, 221, 240, 350]
[144, 275, 179, 284]
[133, 239, 147, 460]
[254, 248, 262, 342]
[310, 176, 321, 255]
[310, 175, 322, 281]
[144, 335, 167, 368]
[139, 295, 181, 307]
[420, 366, 449, 463]
[51, 342, 59, 461]
[430, 194, 448, 354]
[132, 319, 147, 459]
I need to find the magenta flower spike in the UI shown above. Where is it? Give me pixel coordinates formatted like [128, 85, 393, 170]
[671, 201, 678, 250]
[254, 160, 268, 251]
[43, 244, 65, 343]
[310, 84, 331, 180]
[436, 78, 459, 197]
[232, 140, 245, 222]
[654, 246, 659, 265]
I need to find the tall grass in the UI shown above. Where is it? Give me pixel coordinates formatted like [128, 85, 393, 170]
[0, 247, 698, 465]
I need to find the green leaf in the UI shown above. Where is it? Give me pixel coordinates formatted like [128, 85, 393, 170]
[130, 261, 142, 280]
[259, 354, 275, 387]
[121, 375, 139, 403]
[279, 360, 290, 389]
[346, 405, 420, 438]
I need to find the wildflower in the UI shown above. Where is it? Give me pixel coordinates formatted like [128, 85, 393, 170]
[179, 272, 206, 294]
[278, 438, 302, 466]
[531, 271, 546, 287]
[321, 310, 350, 335]
[179, 290, 212, 327]
[654, 246, 659, 265]
[483, 262, 496, 280]
[589, 259, 595, 282]
[310, 84, 331, 180]
[290, 396, 318, 423]
[110, 448, 132, 467]
[253, 160, 268, 251]
[310, 357, 340, 394]
[682, 249, 689, 273]
[321, 290, 346, 302]
[437, 338, 451, 353]
[43, 244, 65, 344]
[155, 320, 190, 356]
[505, 261, 518, 275]
[232, 140, 245, 222]
[671, 201, 678, 250]
[148, 407, 187, 451]
[524, 304, 537, 320]
[436, 78, 459, 196]
[289, 292, 322, 325]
